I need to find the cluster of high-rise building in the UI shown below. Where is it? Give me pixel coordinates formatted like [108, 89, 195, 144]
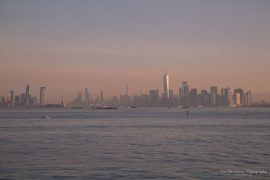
[0, 85, 46, 107]
[68, 72, 253, 108]
[175, 82, 251, 107]
[0, 72, 256, 108]
[161, 73, 252, 107]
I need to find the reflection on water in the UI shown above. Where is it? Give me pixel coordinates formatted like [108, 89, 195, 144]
[0, 107, 269, 179]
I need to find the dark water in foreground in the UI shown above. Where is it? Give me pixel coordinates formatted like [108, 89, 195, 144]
[0, 107, 269, 179]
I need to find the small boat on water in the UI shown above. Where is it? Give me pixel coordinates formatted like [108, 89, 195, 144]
[42, 116, 52, 119]
[128, 106, 137, 109]
[92, 106, 118, 110]
[181, 106, 189, 109]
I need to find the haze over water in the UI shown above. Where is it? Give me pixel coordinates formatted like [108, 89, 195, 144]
[1, 1, 270, 102]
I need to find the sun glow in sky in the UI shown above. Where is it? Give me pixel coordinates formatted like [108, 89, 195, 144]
[1, 0, 270, 102]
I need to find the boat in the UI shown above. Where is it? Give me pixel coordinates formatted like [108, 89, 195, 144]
[128, 106, 137, 109]
[92, 106, 118, 110]
[181, 106, 189, 108]
[42, 116, 52, 119]
[70, 106, 83, 109]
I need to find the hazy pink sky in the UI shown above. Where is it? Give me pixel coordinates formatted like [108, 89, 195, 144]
[1, 1, 270, 102]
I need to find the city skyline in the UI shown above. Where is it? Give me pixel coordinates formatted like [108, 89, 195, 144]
[0, 72, 267, 105]
[1, 1, 270, 102]
[0, 72, 264, 107]
[0, 71, 269, 104]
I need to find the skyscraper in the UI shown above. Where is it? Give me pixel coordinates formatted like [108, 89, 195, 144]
[220, 87, 229, 106]
[210, 86, 218, 106]
[40, 87, 46, 105]
[10, 90, 14, 105]
[178, 88, 182, 97]
[235, 92, 241, 106]
[169, 90, 174, 99]
[181, 81, 189, 96]
[100, 90, 104, 103]
[149, 89, 159, 106]
[244, 91, 252, 105]
[227, 87, 234, 106]
[26, 84, 30, 106]
[234, 88, 244, 105]
[163, 72, 169, 98]
[200, 90, 210, 106]
[189, 88, 198, 106]
[15, 96, 20, 106]
[85, 88, 90, 105]
[21, 93, 26, 106]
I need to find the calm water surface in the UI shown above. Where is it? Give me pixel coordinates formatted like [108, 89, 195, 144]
[0, 107, 269, 179]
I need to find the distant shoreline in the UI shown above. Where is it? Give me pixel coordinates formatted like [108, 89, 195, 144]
[1, 105, 270, 110]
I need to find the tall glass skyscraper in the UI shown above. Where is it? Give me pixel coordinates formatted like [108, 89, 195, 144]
[163, 72, 169, 98]
[40, 87, 46, 105]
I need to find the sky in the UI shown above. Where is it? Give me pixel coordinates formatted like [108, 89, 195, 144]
[0, 0, 270, 103]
